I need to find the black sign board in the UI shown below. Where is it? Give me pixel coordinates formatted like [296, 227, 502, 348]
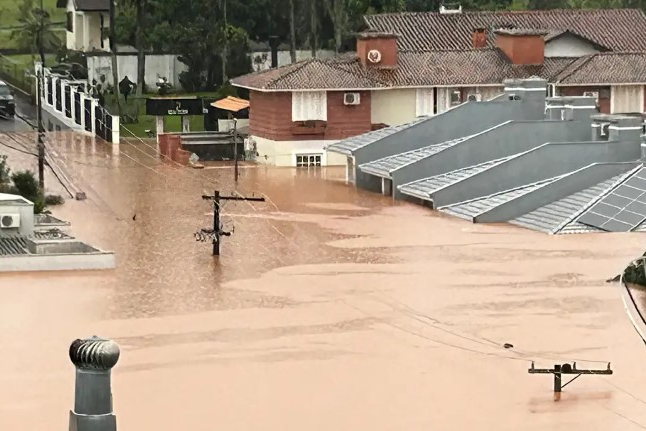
[146, 97, 204, 116]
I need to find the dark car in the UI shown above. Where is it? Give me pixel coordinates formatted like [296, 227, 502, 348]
[0, 80, 15, 119]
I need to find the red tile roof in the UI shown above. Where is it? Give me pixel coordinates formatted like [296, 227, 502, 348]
[364, 9, 646, 51]
[232, 50, 574, 91]
[555, 52, 646, 85]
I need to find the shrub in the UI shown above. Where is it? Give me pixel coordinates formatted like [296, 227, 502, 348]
[10, 170, 45, 214]
[44, 194, 64, 205]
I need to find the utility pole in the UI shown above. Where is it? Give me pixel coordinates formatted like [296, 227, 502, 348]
[528, 361, 613, 401]
[197, 190, 265, 256]
[232, 115, 238, 182]
[36, 0, 46, 190]
[109, 0, 121, 115]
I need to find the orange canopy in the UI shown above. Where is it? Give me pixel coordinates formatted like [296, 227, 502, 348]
[211, 96, 250, 112]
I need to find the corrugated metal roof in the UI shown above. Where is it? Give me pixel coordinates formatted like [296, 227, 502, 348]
[359, 134, 474, 178]
[327, 118, 428, 156]
[439, 176, 562, 220]
[398, 156, 511, 200]
[0, 236, 28, 255]
[211, 96, 249, 112]
[510, 170, 634, 234]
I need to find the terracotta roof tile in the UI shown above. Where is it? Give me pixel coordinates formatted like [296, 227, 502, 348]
[555, 52, 646, 84]
[232, 50, 575, 90]
[364, 9, 646, 51]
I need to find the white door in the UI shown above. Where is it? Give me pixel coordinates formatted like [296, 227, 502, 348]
[611, 85, 644, 113]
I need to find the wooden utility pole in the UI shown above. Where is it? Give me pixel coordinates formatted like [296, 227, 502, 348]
[198, 191, 265, 256]
[109, 0, 121, 115]
[528, 362, 613, 401]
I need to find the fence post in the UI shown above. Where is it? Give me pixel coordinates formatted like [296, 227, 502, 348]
[71, 86, 77, 123]
[68, 336, 120, 431]
[80, 93, 86, 130]
[90, 98, 98, 135]
[61, 81, 67, 116]
[111, 115, 120, 144]
[51, 76, 57, 109]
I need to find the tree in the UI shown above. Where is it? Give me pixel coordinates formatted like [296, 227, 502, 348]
[10, 0, 61, 62]
[0, 155, 10, 189]
[135, 0, 147, 96]
[289, 0, 297, 63]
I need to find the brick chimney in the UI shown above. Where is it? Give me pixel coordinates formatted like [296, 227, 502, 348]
[494, 28, 547, 65]
[473, 28, 487, 48]
[356, 31, 398, 68]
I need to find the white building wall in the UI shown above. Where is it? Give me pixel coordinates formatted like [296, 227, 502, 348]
[250, 50, 336, 71]
[86, 54, 188, 88]
[371, 89, 417, 125]
[611, 85, 645, 113]
[252, 136, 346, 167]
[544, 34, 600, 58]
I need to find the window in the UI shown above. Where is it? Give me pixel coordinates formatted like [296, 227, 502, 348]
[296, 154, 322, 167]
[450, 90, 462, 105]
[66, 12, 73, 32]
[292, 91, 327, 121]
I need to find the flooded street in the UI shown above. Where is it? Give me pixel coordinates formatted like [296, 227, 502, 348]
[2, 132, 646, 430]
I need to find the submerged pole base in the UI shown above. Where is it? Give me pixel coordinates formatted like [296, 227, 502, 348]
[69, 410, 117, 431]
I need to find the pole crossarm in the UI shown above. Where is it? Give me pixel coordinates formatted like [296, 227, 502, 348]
[199, 191, 265, 255]
[527, 361, 612, 396]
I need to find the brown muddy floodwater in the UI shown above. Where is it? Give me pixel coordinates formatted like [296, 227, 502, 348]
[2, 132, 646, 430]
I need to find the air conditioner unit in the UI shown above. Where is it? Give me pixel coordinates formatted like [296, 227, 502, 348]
[344, 92, 361, 105]
[467, 93, 482, 102]
[0, 214, 20, 229]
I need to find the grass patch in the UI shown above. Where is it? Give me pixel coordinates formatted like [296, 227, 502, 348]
[0, 0, 66, 50]
[120, 114, 206, 138]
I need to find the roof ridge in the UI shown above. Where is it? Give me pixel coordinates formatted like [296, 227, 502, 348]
[365, 8, 643, 18]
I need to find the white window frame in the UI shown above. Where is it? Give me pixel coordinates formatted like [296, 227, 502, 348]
[292, 91, 327, 121]
[415, 88, 435, 117]
[295, 153, 322, 167]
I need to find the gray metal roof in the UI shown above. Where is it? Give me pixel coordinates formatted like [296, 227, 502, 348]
[359, 134, 475, 178]
[326, 117, 429, 156]
[0, 236, 28, 255]
[397, 156, 511, 201]
[510, 169, 636, 234]
[439, 176, 562, 220]
[576, 167, 646, 232]
[34, 229, 73, 240]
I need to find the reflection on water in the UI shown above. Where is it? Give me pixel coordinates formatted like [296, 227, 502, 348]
[3, 132, 646, 430]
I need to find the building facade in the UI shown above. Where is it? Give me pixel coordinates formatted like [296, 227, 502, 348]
[232, 8, 646, 167]
[57, 0, 110, 52]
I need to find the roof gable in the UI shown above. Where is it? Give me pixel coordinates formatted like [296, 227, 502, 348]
[555, 52, 646, 84]
[364, 9, 646, 52]
[57, 0, 109, 11]
[545, 29, 610, 52]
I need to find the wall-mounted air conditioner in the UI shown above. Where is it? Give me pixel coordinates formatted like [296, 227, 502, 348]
[0, 214, 20, 229]
[467, 93, 482, 102]
[344, 93, 361, 105]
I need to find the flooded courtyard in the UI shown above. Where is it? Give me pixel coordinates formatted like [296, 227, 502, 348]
[2, 132, 646, 430]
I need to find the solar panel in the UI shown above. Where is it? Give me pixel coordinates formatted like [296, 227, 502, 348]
[578, 170, 646, 232]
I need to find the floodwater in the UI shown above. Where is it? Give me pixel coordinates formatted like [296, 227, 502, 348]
[2, 132, 646, 430]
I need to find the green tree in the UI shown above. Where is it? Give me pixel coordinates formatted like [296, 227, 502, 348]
[10, 0, 62, 61]
[10, 170, 45, 214]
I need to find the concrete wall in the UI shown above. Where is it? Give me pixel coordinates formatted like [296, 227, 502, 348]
[474, 162, 640, 223]
[371, 88, 417, 126]
[0, 202, 34, 237]
[354, 99, 547, 190]
[252, 136, 346, 166]
[87, 54, 187, 88]
[250, 50, 336, 71]
[389, 120, 592, 198]
[432, 140, 642, 207]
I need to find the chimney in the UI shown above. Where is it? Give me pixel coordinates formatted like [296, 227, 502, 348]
[356, 31, 398, 68]
[473, 28, 487, 48]
[268, 36, 279, 68]
[494, 28, 547, 65]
